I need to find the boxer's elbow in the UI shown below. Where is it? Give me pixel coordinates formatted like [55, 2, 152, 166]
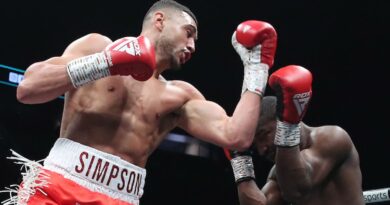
[17, 73, 45, 104]
[225, 129, 253, 151]
[17, 82, 56, 104]
[17, 81, 38, 104]
[17, 63, 36, 103]
[17, 62, 54, 104]
[16, 80, 29, 103]
[234, 137, 253, 151]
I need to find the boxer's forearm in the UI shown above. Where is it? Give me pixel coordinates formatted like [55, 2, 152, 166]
[238, 180, 267, 205]
[228, 92, 261, 150]
[275, 147, 312, 202]
[178, 94, 259, 151]
[17, 60, 74, 104]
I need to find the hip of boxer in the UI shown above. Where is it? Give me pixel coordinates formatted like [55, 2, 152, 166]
[4, 138, 146, 205]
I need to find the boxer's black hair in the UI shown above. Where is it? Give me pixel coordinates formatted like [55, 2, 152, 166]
[258, 96, 277, 125]
[143, 0, 198, 25]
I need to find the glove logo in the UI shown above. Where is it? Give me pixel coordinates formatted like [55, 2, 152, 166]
[293, 91, 311, 116]
[113, 38, 141, 56]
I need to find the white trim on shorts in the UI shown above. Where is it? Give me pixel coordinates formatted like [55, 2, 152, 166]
[43, 138, 146, 205]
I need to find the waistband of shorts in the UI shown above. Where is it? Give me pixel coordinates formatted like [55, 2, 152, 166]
[43, 138, 146, 205]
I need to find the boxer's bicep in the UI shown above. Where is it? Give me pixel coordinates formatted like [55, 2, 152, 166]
[177, 99, 232, 147]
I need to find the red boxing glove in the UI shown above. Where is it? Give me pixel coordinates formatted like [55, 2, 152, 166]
[223, 148, 255, 184]
[105, 36, 155, 81]
[269, 65, 312, 146]
[67, 36, 156, 88]
[232, 20, 277, 96]
[235, 20, 277, 67]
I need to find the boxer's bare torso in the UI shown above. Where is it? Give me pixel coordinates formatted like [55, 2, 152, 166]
[61, 74, 199, 167]
[20, 33, 204, 168]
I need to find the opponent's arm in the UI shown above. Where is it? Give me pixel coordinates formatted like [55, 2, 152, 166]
[223, 148, 267, 205]
[178, 20, 277, 150]
[269, 65, 313, 201]
[17, 34, 156, 104]
[235, 170, 290, 205]
[259, 166, 290, 205]
[238, 180, 267, 205]
[269, 65, 352, 202]
[224, 149, 287, 205]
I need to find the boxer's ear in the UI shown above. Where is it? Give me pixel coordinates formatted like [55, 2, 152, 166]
[153, 11, 165, 32]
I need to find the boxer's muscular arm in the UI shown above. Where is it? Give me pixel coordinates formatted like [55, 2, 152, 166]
[17, 33, 112, 104]
[277, 127, 352, 202]
[224, 144, 267, 205]
[176, 82, 260, 150]
[261, 166, 289, 205]
[237, 180, 267, 205]
[177, 20, 277, 150]
[236, 166, 289, 205]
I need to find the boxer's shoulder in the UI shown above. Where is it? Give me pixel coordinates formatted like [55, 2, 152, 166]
[166, 80, 205, 100]
[309, 125, 353, 159]
[63, 33, 112, 56]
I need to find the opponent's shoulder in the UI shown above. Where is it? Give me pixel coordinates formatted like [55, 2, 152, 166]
[311, 125, 353, 158]
[169, 80, 205, 100]
[63, 33, 113, 56]
[314, 125, 351, 142]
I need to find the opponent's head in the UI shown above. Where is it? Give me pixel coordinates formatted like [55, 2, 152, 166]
[142, 0, 198, 70]
[253, 96, 278, 162]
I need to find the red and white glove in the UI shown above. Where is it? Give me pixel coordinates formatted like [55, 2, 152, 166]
[269, 65, 313, 147]
[232, 20, 277, 96]
[224, 148, 255, 184]
[67, 36, 156, 88]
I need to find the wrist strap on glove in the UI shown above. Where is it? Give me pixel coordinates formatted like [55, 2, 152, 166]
[67, 52, 111, 88]
[242, 62, 269, 96]
[274, 120, 301, 147]
[230, 155, 256, 184]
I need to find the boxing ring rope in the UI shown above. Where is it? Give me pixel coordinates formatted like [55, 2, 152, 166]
[364, 188, 390, 203]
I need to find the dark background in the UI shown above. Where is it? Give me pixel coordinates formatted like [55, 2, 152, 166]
[0, 0, 389, 204]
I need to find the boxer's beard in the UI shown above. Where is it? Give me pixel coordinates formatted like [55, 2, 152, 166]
[156, 35, 181, 70]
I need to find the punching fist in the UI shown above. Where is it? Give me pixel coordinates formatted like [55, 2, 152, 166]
[67, 36, 156, 88]
[232, 20, 277, 96]
[224, 148, 255, 184]
[104, 36, 155, 80]
[269, 65, 313, 146]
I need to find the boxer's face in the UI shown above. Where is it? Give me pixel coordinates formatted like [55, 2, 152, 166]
[253, 120, 277, 162]
[156, 11, 197, 70]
